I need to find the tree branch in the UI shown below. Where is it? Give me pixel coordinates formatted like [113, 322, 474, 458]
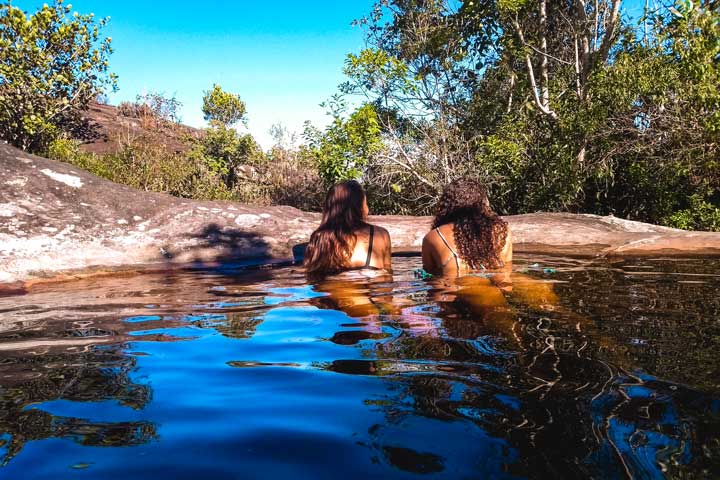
[597, 0, 622, 63]
[511, 17, 558, 119]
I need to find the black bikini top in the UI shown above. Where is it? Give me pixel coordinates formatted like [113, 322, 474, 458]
[344, 225, 378, 272]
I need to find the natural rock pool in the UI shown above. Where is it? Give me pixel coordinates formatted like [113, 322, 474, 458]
[1, 255, 718, 479]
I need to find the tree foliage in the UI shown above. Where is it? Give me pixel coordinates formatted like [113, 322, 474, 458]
[0, 0, 116, 152]
[202, 84, 247, 127]
[337, 0, 720, 228]
[304, 97, 383, 185]
[6, 0, 718, 230]
[193, 84, 258, 186]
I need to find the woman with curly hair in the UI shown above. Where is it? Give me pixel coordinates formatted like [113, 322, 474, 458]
[304, 180, 392, 274]
[421, 179, 512, 276]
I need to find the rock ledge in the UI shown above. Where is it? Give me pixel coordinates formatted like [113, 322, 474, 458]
[2, 143, 719, 289]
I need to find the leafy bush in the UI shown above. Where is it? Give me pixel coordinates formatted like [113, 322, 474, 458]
[47, 136, 235, 200]
[665, 194, 720, 232]
[188, 125, 264, 186]
[46, 129, 324, 211]
[258, 146, 325, 211]
[118, 92, 183, 124]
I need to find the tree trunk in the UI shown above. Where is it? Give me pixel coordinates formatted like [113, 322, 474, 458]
[577, 141, 587, 167]
[540, 0, 550, 109]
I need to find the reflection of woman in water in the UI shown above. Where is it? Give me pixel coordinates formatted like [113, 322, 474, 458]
[416, 179, 515, 334]
[415, 179, 570, 341]
[311, 273, 399, 320]
[307, 179, 562, 345]
[304, 181, 405, 341]
[304, 180, 392, 274]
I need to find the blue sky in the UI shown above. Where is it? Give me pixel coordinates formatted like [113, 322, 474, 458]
[14, 0, 648, 149]
[15, 0, 375, 148]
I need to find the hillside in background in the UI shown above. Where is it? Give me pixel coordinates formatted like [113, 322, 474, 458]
[79, 102, 202, 155]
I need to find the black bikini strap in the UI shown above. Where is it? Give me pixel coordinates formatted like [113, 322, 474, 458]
[365, 225, 375, 267]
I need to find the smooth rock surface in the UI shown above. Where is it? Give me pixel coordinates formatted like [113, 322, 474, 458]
[1, 143, 719, 289]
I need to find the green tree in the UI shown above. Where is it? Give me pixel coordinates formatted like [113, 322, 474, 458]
[586, 1, 720, 228]
[341, 0, 719, 228]
[202, 84, 246, 127]
[194, 85, 257, 186]
[0, 0, 116, 152]
[304, 98, 383, 185]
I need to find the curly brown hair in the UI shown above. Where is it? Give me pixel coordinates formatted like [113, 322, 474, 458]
[432, 179, 508, 269]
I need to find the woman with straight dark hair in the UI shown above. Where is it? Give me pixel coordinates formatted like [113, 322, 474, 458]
[304, 180, 391, 274]
[422, 179, 512, 277]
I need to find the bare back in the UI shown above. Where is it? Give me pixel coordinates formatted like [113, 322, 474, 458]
[422, 223, 512, 277]
[347, 224, 392, 271]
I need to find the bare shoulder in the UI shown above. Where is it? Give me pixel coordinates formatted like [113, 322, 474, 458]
[426, 224, 454, 244]
[374, 224, 390, 236]
[371, 224, 391, 241]
[422, 229, 437, 247]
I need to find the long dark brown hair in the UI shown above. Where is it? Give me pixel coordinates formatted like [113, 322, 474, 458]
[432, 179, 508, 269]
[304, 180, 368, 273]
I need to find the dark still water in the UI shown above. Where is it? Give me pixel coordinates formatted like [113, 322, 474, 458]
[0, 256, 718, 479]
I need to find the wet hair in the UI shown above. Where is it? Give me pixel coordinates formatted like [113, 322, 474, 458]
[431, 179, 508, 269]
[304, 180, 368, 274]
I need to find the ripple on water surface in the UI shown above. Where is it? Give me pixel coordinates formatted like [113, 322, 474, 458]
[0, 256, 719, 479]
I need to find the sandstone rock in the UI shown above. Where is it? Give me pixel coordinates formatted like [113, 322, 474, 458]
[1, 143, 719, 289]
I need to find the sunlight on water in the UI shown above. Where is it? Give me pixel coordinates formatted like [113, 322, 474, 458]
[0, 256, 718, 479]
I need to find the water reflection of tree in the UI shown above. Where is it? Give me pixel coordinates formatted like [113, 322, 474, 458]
[554, 257, 720, 393]
[0, 344, 156, 466]
[311, 268, 720, 478]
[0, 268, 285, 468]
[209, 312, 263, 339]
[202, 271, 282, 340]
